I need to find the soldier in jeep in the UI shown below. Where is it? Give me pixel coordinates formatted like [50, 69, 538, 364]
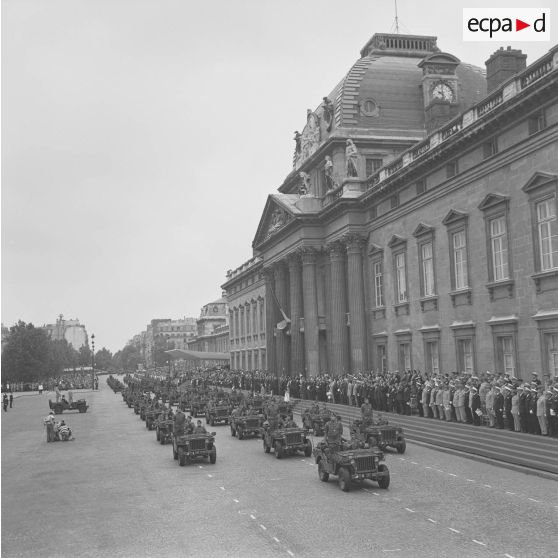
[324, 414, 344, 451]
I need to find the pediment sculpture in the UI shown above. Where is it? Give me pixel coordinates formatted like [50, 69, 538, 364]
[264, 208, 291, 240]
[293, 109, 321, 169]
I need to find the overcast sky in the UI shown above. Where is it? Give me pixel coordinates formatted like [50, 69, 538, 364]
[2, 0, 554, 353]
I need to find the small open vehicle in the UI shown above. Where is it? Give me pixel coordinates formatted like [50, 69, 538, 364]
[49, 399, 88, 414]
[172, 432, 217, 466]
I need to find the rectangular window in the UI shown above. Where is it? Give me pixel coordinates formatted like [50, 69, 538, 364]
[548, 334, 558, 379]
[499, 336, 515, 376]
[376, 344, 387, 374]
[536, 198, 558, 271]
[259, 302, 264, 333]
[366, 158, 383, 177]
[390, 195, 399, 209]
[395, 253, 407, 303]
[528, 111, 545, 135]
[446, 160, 458, 178]
[421, 242, 435, 296]
[416, 179, 426, 195]
[399, 343, 411, 371]
[426, 340, 440, 375]
[246, 306, 251, 337]
[373, 261, 384, 307]
[483, 137, 498, 159]
[457, 338, 474, 374]
[453, 230, 468, 289]
[490, 216, 509, 281]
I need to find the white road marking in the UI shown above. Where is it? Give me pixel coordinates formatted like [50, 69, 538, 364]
[383, 550, 401, 552]
[207, 474, 213, 478]
[472, 540, 486, 546]
[427, 518, 437, 523]
[425, 466, 432, 469]
[436, 469, 445, 473]
[399, 457, 406, 461]
[448, 528, 460, 534]
[260, 524, 267, 530]
[233, 499, 239, 503]
[404, 508, 415, 513]
[448, 473, 457, 477]
[287, 551, 294, 557]
[483, 484, 491, 488]
[506, 491, 515, 495]
[250, 514, 256, 520]
[527, 498, 540, 503]
[198, 466, 203, 469]
[273, 537, 280, 543]
[410, 461, 418, 465]
[372, 492, 380, 496]
[504, 554, 515, 558]
[465, 479, 475, 482]
[220, 486, 225, 491]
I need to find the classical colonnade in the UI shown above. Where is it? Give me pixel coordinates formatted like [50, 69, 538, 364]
[265, 234, 369, 377]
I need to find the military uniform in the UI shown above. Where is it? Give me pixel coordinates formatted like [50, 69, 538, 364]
[324, 416, 344, 452]
[360, 400, 373, 426]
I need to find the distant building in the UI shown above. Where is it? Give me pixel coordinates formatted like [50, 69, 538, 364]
[222, 256, 267, 371]
[42, 314, 88, 350]
[187, 297, 229, 353]
[143, 317, 197, 366]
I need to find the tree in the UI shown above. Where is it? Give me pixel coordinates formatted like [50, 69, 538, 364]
[1, 321, 51, 383]
[94, 347, 113, 371]
[78, 345, 92, 367]
[47, 339, 79, 376]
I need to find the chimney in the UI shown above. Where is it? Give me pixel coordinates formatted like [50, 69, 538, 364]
[485, 46, 527, 94]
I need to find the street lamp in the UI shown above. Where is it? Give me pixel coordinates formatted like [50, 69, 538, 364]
[91, 333, 95, 390]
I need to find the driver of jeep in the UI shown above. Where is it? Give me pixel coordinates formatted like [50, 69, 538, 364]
[193, 419, 207, 434]
[324, 414, 344, 452]
[283, 414, 298, 428]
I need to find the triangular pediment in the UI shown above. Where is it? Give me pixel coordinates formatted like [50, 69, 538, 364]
[442, 209, 468, 225]
[412, 223, 435, 237]
[252, 196, 296, 247]
[368, 242, 383, 255]
[387, 234, 406, 248]
[521, 172, 558, 193]
[478, 193, 509, 211]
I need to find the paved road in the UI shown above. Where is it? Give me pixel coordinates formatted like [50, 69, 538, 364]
[2, 381, 557, 558]
[290, 400, 558, 477]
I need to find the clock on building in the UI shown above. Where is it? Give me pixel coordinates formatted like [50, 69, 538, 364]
[431, 81, 455, 102]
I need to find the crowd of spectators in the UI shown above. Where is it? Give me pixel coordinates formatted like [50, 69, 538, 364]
[160, 366, 558, 439]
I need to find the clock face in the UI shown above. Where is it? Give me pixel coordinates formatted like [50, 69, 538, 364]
[432, 82, 454, 102]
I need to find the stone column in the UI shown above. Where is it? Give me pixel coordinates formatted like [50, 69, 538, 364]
[345, 234, 367, 372]
[264, 269, 276, 375]
[301, 247, 320, 376]
[327, 241, 349, 376]
[274, 262, 290, 377]
[288, 253, 305, 375]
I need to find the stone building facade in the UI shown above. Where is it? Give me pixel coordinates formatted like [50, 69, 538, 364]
[222, 257, 266, 371]
[187, 297, 229, 354]
[237, 33, 558, 381]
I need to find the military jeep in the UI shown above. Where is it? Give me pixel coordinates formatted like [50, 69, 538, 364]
[230, 413, 263, 439]
[350, 417, 406, 454]
[172, 432, 217, 466]
[205, 403, 230, 426]
[49, 399, 88, 414]
[302, 407, 332, 436]
[145, 409, 159, 430]
[313, 440, 390, 492]
[262, 426, 312, 459]
[156, 419, 173, 445]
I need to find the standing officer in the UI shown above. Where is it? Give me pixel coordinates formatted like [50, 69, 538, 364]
[361, 397, 373, 426]
[324, 414, 344, 452]
[494, 386, 505, 429]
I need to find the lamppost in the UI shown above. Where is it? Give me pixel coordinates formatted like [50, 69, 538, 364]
[91, 333, 95, 390]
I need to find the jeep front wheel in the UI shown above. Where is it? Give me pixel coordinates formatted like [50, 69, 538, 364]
[274, 441, 283, 459]
[178, 448, 186, 466]
[338, 467, 351, 492]
[304, 440, 312, 457]
[377, 464, 390, 489]
[209, 447, 217, 464]
[318, 461, 329, 482]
